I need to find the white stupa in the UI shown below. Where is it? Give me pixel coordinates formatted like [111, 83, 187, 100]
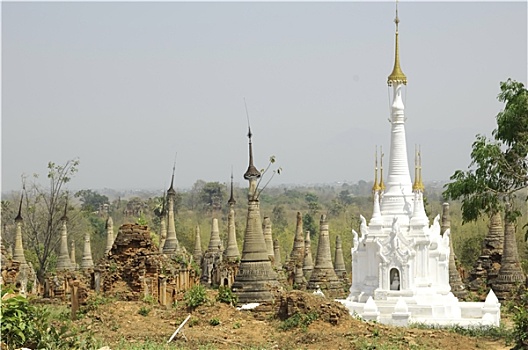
[336, 7, 500, 327]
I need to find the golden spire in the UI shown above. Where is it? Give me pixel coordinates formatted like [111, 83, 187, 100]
[379, 146, 386, 191]
[387, 0, 407, 86]
[418, 145, 425, 190]
[412, 145, 419, 191]
[372, 146, 381, 192]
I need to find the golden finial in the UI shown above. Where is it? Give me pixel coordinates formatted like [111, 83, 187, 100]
[387, 0, 407, 86]
[379, 146, 386, 191]
[418, 145, 425, 190]
[412, 145, 419, 191]
[372, 146, 381, 192]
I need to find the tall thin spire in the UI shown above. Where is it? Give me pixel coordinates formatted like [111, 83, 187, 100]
[379, 146, 385, 192]
[387, 0, 407, 86]
[372, 146, 381, 193]
[413, 145, 419, 191]
[417, 145, 424, 190]
[164, 163, 181, 254]
[228, 169, 236, 206]
[13, 193, 27, 265]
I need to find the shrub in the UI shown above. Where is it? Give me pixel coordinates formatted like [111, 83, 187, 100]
[507, 285, 528, 349]
[217, 286, 238, 306]
[278, 311, 318, 331]
[138, 306, 151, 316]
[184, 285, 208, 309]
[209, 318, 220, 326]
[0, 287, 99, 349]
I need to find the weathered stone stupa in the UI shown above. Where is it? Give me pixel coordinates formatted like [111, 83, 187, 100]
[224, 173, 241, 261]
[273, 238, 283, 270]
[163, 166, 181, 255]
[337, 7, 500, 327]
[56, 203, 73, 271]
[70, 240, 77, 269]
[201, 218, 223, 285]
[290, 212, 305, 265]
[12, 194, 27, 266]
[105, 216, 114, 255]
[334, 235, 347, 280]
[192, 226, 203, 265]
[492, 209, 526, 300]
[468, 212, 504, 292]
[302, 231, 314, 280]
[231, 128, 279, 304]
[306, 215, 341, 296]
[81, 233, 94, 269]
[441, 203, 467, 299]
[263, 217, 274, 263]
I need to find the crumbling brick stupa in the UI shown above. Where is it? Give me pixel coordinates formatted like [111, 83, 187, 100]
[98, 223, 198, 304]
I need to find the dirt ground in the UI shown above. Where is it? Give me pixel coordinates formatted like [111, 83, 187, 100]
[72, 289, 513, 350]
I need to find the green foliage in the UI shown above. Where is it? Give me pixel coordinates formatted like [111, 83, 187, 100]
[444, 79, 528, 225]
[199, 181, 226, 212]
[278, 311, 318, 331]
[184, 284, 208, 309]
[233, 321, 242, 329]
[74, 189, 109, 212]
[506, 285, 528, 349]
[0, 287, 99, 349]
[138, 306, 151, 316]
[143, 294, 157, 305]
[216, 286, 238, 306]
[209, 317, 220, 326]
[302, 213, 318, 239]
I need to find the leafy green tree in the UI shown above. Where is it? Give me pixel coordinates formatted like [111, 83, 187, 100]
[74, 189, 109, 213]
[303, 213, 318, 239]
[444, 79, 528, 228]
[198, 182, 226, 213]
[22, 159, 80, 282]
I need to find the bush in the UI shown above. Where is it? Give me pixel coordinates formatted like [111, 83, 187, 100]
[0, 287, 99, 349]
[507, 285, 528, 349]
[217, 286, 238, 306]
[184, 285, 208, 309]
[278, 311, 318, 331]
[209, 318, 220, 326]
[138, 306, 151, 316]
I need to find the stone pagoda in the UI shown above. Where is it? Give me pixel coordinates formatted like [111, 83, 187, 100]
[163, 166, 181, 255]
[231, 127, 279, 304]
[105, 216, 115, 255]
[306, 215, 341, 296]
[192, 226, 203, 265]
[56, 202, 73, 271]
[337, 7, 500, 327]
[201, 218, 223, 285]
[224, 172, 241, 262]
[302, 231, 314, 280]
[81, 233, 94, 270]
[12, 194, 27, 267]
[334, 235, 347, 284]
[492, 207, 526, 300]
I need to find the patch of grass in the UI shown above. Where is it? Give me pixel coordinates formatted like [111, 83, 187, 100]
[409, 322, 512, 342]
[209, 318, 221, 326]
[278, 311, 319, 331]
[233, 321, 241, 329]
[138, 306, 151, 316]
[143, 294, 157, 305]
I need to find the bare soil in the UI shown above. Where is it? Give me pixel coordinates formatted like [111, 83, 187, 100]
[75, 289, 511, 350]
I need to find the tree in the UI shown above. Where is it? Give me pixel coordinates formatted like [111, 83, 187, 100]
[21, 159, 80, 282]
[74, 189, 109, 213]
[443, 79, 528, 225]
[198, 182, 226, 213]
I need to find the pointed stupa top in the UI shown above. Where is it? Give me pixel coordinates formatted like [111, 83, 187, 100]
[207, 218, 222, 252]
[372, 147, 381, 192]
[81, 233, 94, 269]
[168, 164, 177, 196]
[273, 238, 283, 270]
[290, 212, 305, 263]
[387, 2, 407, 86]
[228, 170, 236, 206]
[14, 193, 23, 223]
[70, 240, 77, 269]
[56, 214, 72, 271]
[263, 217, 275, 260]
[334, 235, 346, 275]
[105, 216, 114, 255]
[225, 204, 241, 260]
[244, 127, 261, 180]
[193, 225, 203, 263]
[412, 146, 420, 191]
[302, 231, 314, 279]
[379, 146, 386, 191]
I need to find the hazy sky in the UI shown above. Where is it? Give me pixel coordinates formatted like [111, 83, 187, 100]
[2, 2, 527, 193]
